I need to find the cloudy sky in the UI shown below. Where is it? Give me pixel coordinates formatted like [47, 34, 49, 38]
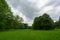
[6, 0, 60, 26]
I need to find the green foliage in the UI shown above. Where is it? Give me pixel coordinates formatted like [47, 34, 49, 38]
[28, 26, 32, 29]
[13, 15, 24, 29]
[32, 13, 54, 30]
[0, 0, 24, 30]
[32, 17, 40, 29]
[0, 0, 13, 30]
[55, 17, 60, 29]
[23, 23, 28, 29]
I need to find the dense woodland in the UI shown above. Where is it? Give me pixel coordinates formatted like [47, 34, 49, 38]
[0, 0, 60, 30]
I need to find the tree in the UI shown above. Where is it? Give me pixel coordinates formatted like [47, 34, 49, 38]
[11, 15, 24, 29]
[23, 23, 28, 29]
[15, 15, 24, 29]
[32, 13, 54, 30]
[55, 16, 60, 29]
[32, 17, 40, 30]
[0, 0, 14, 30]
[28, 26, 32, 29]
[0, 0, 24, 30]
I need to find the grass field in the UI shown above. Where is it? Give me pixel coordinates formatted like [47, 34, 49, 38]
[0, 29, 60, 40]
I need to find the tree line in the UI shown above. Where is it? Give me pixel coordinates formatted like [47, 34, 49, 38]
[0, 0, 29, 30]
[0, 0, 60, 30]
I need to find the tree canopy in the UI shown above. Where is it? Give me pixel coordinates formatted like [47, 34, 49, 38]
[32, 13, 55, 30]
[0, 0, 24, 30]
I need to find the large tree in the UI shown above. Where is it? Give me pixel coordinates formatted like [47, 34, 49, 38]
[0, 0, 14, 29]
[0, 0, 24, 30]
[32, 13, 54, 30]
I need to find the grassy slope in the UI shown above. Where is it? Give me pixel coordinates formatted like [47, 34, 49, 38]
[0, 29, 60, 40]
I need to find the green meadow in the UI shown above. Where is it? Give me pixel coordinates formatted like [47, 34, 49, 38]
[0, 29, 60, 40]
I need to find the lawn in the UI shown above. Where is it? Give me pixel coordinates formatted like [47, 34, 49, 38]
[0, 29, 60, 40]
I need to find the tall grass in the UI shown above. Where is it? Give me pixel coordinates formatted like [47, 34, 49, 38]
[0, 29, 60, 40]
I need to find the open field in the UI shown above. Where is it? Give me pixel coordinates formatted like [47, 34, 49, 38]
[0, 29, 60, 40]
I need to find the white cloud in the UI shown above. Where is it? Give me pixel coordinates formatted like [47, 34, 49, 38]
[36, 0, 50, 8]
[40, 6, 53, 14]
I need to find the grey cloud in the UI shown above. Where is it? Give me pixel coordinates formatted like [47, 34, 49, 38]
[7, 0, 40, 20]
[6, 0, 60, 25]
[45, 0, 60, 7]
[41, 0, 60, 21]
[47, 8, 60, 21]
